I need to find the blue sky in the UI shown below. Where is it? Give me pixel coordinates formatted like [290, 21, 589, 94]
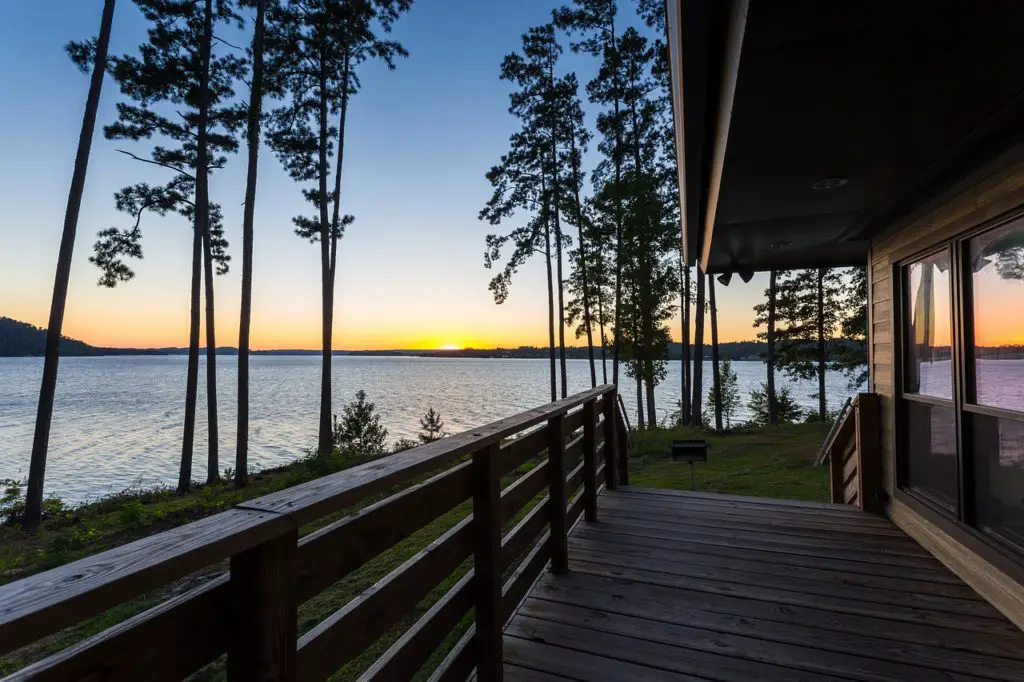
[0, 0, 766, 349]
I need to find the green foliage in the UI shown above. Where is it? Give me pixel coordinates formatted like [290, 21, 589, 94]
[332, 390, 389, 457]
[418, 407, 445, 443]
[85, 0, 245, 287]
[747, 382, 804, 426]
[704, 359, 741, 429]
[829, 266, 869, 389]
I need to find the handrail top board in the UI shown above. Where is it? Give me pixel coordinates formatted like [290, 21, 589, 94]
[0, 384, 614, 656]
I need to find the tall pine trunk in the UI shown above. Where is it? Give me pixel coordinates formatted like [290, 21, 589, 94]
[681, 259, 691, 425]
[597, 295, 608, 384]
[316, 36, 333, 456]
[543, 205, 557, 403]
[24, 0, 116, 529]
[236, 0, 265, 488]
[710, 276, 723, 432]
[817, 267, 827, 422]
[691, 270, 705, 427]
[329, 53, 350, 342]
[610, 22, 625, 388]
[645, 364, 656, 427]
[766, 269, 778, 425]
[179, 0, 214, 495]
[569, 137, 596, 388]
[635, 372, 645, 429]
[201, 196, 218, 483]
[554, 207, 568, 399]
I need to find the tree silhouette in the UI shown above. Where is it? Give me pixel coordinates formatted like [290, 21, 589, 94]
[771, 268, 845, 421]
[554, 0, 627, 387]
[482, 25, 573, 402]
[91, 0, 246, 493]
[235, 0, 272, 488]
[418, 407, 445, 443]
[753, 270, 781, 424]
[23, 0, 117, 531]
[267, 0, 411, 456]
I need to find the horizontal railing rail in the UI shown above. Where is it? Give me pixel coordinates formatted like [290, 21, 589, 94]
[0, 384, 624, 682]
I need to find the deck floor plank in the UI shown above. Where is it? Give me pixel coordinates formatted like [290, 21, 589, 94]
[502, 488, 1024, 680]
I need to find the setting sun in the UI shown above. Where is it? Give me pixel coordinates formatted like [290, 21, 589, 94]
[439, 344, 463, 351]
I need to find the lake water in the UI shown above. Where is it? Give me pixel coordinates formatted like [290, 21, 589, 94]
[0, 356, 857, 505]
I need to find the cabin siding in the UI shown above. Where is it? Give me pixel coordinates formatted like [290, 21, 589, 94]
[869, 153, 1024, 632]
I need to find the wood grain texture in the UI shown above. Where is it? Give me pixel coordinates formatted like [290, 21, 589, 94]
[500, 461, 548, 523]
[602, 388, 618, 490]
[582, 399, 598, 522]
[426, 624, 475, 682]
[502, 499, 551, 568]
[500, 489, 1024, 680]
[0, 508, 291, 656]
[892, 498, 1024, 633]
[5, 575, 229, 682]
[472, 442, 504, 682]
[358, 571, 474, 682]
[546, 414, 568, 575]
[296, 517, 473, 681]
[296, 460, 472, 603]
[502, 530, 552, 620]
[228, 529, 298, 682]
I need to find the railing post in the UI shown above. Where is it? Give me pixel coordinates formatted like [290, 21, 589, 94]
[616, 406, 630, 486]
[602, 389, 618, 490]
[472, 442, 503, 682]
[583, 399, 598, 521]
[547, 413, 569, 574]
[228, 528, 298, 682]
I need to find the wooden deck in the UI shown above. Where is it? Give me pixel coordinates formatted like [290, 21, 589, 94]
[503, 487, 1024, 682]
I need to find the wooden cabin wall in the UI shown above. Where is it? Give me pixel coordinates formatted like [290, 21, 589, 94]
[869, 151, 1024, 631]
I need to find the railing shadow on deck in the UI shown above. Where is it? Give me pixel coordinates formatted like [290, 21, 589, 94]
[0, 385, 628, 682]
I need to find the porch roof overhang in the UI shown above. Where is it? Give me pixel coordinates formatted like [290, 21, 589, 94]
[668, 0, 1024, 274]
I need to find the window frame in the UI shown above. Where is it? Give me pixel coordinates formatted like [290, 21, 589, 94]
[894, 207, 1024, 561]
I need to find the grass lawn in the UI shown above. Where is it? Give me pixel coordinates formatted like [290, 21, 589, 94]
[628, 422, 831, 503]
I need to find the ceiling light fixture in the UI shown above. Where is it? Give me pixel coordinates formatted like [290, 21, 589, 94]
[811, 177, 848, 190]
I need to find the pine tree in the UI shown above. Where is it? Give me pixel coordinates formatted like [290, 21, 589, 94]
[482, 25, 569, 402]
[418, 407, 445, 443]
[773, 268, 845, 421]
[554, 0, 627, 387]
[753, 270, 781, 424]
[709, 276, 723, 432]
[24, 0, 118, 531]
[267, 0, 410, 456]
[235, 0, 269, 488]
[91, 0, 246, 493]
[692, 270, 706, 426]
[830, 267, 869, 389]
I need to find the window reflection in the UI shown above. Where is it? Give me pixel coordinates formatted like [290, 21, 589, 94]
[970, 219, 1024, 413]
[905, 251, 953, 399]
[973, 415, 1024, 550]
[906, 401, 958, 512]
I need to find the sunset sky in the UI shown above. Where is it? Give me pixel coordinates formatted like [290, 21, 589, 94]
[2, 1, 787, 350]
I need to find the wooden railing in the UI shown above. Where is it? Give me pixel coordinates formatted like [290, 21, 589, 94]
[0, 385, 625, 682]
[826, 393, 883, 514]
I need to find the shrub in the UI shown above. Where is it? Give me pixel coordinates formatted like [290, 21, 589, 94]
[747, 382, 804, 425]
[332, 390, 389, 458]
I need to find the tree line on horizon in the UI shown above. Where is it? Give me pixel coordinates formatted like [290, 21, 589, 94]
[21, 0, 414, 531]
[480, 0, 869, 435]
